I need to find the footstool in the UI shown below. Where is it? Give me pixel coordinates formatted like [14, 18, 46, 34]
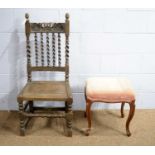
[85, 77, 136, 136]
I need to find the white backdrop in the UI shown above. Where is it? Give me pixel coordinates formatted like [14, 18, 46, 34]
[0, 8, 155, 110]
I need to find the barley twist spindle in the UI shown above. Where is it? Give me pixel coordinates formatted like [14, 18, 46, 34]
[58, 33, 61, 67]
[46, 33, 50, 66]
[40, 32, 44, 66]
[65, 35, 69, 80]
[52, 33, 56, 66]
[34, 33, 39, 66]
[26, 37, 31, 81]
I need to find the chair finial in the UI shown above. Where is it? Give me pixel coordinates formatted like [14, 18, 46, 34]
[65, 13, 69, 20]
[25, 13, 29, 20]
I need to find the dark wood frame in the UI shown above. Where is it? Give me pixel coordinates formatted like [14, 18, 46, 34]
[84, 87, 135, 137]
[17, 13, 73, 137]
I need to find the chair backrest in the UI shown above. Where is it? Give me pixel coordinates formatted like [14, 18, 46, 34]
[25, 13, 70, 82]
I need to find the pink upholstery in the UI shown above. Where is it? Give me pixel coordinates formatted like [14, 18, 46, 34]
[86, 77, 135, 103]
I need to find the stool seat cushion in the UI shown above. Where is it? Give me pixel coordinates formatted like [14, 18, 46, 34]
[86, 77, 135, 103]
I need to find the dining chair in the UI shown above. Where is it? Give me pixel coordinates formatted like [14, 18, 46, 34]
[17, 13, 73, 137]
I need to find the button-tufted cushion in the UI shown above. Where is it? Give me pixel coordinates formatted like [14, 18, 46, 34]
[86, 77, 135, 103]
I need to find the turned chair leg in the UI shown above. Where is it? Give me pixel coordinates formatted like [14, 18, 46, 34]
[29, 101, 34, 113]
[20, 115, 25, 136]
[85, 99, 92, 136]
[126, 100, 135, 137]
[66, 103, 73, 137]
[18, 100, 25, 136]
[65, 102, 68, 113]
[121, 102, 125, 118]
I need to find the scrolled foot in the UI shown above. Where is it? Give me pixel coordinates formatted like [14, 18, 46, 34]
[85, 128, 91, 136]
[126, 130, 131, 137]
[121, 113, 125, 118]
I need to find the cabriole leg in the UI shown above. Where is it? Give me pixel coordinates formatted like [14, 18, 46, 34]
[84, 87, 87, 118]
[126, 101, 135, 137]
[85, 99, 92, 136]
[121, 102, 125, 118]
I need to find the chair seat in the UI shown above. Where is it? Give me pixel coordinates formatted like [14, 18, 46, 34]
[86, 77, 135, 103]
[17, 81, 72, 101]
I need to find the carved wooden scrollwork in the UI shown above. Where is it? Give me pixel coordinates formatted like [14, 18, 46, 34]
[30, 23, 65, 33]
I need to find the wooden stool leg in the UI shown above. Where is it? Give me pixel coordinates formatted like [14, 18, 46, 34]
[66, 103, 73, 137]
[84, 86, 87, 118]
[18, 100, 25, 136]
[126, 101, 135, 137]
[85, 99, 92, 136]
[84, 101, 87, 118]
[121, 102, 125, 118]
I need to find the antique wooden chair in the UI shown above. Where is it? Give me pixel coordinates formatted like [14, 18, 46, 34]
[17, 13, 73, 137]
[85, 77, 135, 136]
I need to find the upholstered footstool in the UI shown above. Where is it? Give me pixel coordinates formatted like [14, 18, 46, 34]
[85, 77, 136, 136]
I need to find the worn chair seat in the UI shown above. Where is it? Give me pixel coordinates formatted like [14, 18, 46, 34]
[18, 81, 72, 101]
[86, 77, 135, 103]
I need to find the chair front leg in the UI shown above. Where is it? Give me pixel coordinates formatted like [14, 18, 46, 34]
[18, 100, 25, 136]
[85, 99, 92, 136]
[66, 100, 73, 137]
[126, 100, 135, 136]
[121, 102, 125, 118]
